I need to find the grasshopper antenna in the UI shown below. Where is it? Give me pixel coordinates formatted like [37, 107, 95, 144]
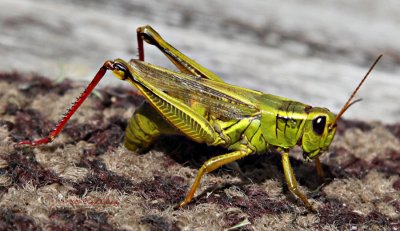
[332, 54, 383, 127]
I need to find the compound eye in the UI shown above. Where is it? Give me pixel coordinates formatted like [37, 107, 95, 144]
[312, 116, 326, 135]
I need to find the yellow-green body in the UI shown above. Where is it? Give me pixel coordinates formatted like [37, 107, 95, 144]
[106, 25, 341, 211]
[126, 62, 297, 151]
[123, 60, 335, 158]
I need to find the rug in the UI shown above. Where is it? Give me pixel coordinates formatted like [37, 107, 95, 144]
[0, 73, 399, 230]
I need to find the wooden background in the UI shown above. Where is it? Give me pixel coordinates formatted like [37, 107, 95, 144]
[1, 0, 399, 122]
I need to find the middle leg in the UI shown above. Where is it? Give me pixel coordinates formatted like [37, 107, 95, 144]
[179, 148, 252, 207]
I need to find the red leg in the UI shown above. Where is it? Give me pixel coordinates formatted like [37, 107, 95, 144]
[16, 60, 115, 147]
[137, 27, 145, 61]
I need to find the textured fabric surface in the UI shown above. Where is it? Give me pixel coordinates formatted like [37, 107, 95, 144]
[0, 73, 399, 230]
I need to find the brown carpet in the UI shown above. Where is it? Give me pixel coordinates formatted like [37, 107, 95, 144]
[0, 73, 399, 230]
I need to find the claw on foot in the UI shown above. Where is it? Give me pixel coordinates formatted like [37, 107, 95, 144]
[14, 137, 52, 148]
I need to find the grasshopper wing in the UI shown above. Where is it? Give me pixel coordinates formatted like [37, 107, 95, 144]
[128, 60, 261, 120]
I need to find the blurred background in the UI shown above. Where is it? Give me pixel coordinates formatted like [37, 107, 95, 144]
[1, 0, 399, 122]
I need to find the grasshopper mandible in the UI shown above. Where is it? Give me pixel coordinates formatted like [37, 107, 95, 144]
[17, 25, 381, 212]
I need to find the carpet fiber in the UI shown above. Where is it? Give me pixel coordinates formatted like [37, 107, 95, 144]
[0, 73, 399, 230]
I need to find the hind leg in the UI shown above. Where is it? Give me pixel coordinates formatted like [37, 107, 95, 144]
[125, 102, 176, 152]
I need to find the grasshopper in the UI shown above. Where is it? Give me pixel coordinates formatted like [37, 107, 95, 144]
[17, 25, 381, 212]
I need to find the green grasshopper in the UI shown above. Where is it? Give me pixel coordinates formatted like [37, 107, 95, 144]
[17, 25, 381, 212]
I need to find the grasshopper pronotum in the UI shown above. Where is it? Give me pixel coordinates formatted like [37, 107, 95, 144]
[17, 25, 381, 212]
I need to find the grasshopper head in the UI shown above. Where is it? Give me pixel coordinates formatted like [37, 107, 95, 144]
[301, 55, 382, 160]
[301, 107, 337, 161]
